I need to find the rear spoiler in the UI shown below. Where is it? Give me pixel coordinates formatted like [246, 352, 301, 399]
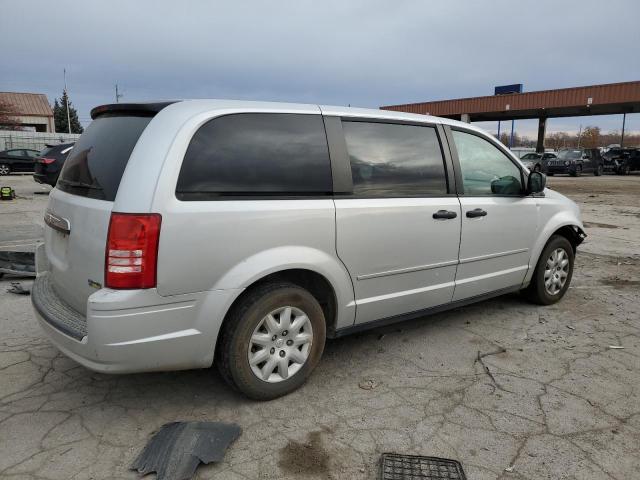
[90, 101, 179, 120]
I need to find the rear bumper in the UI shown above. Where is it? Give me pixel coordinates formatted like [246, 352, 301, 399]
[33, 173, 56, 186]
[31, 273, 241, 373]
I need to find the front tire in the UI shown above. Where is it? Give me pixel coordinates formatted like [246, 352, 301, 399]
[524, 235, 574, 305]
[570, 165, 582, 177]
[216, 282, 326, 400]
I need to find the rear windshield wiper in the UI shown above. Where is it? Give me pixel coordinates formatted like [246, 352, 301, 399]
[58, 179, 103, 191]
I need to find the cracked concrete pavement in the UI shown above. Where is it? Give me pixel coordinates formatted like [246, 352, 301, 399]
[0, 174, 639, 479]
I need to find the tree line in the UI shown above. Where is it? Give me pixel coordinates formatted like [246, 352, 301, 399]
[498, 126, 639, 150]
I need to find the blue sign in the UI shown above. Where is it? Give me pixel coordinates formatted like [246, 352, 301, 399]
[494, 84, 523, 95]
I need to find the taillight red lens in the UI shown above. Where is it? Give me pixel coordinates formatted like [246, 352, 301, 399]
[105, 213, 161, 289]
[39, 157, 55, 164]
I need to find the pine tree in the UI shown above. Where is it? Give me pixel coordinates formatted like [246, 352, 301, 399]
[53, 91, 84, 134]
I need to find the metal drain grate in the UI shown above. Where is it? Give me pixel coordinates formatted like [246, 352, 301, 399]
[380, 453, 467, 480]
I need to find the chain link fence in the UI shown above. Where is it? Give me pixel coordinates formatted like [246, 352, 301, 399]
[0, 131, 81, 152]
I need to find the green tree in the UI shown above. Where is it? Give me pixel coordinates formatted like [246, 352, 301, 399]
[53, 90, 83, 134]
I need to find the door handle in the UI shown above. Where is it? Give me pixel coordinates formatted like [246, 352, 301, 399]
[466, 208, 487, 218]
[432, 210, 458, 220]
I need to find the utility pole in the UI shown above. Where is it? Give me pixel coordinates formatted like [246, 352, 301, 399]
[577, 125, 582, 148]
[64, 69, 71, 134]
[115, 84, 124, 103]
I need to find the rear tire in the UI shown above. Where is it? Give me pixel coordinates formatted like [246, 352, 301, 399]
[216, 282, 326, 400]
[547, 172, 554, 176]
[594, 164, 603, 176]
[523, 235, 574, 305]
[0, 164, 10, 176]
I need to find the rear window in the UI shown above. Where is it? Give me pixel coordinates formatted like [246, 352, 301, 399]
[38, 146, 53, 157]
[58, 115, 151, 201]
[176, 113, 332, 199]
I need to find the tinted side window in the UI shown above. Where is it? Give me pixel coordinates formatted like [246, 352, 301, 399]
[342, 121, 447, 196]
[452, 130, 523, 196]
[177, 113, 331, 199]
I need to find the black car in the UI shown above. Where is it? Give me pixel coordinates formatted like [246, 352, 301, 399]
[602, 147, 635, 174]
[618, 148, 640, 175]
[545, 148, 603, 176]
[33, 143, 75, 186]
[0, 148, 41, 175]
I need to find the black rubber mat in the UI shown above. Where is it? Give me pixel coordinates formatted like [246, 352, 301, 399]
[131, 421, 241, 480]
[380, 453, 467, 479]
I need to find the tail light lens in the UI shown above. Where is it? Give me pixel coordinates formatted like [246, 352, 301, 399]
[105, 213, 161, 289]
[39, 157, 55, 164]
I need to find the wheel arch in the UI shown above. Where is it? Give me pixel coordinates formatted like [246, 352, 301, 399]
[524, 218, 585, 284]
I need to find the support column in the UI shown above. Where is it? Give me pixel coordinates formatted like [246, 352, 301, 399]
[460, 113, 470, 123]
[536, 117, 547, 153]
[621, 113, 626, 147]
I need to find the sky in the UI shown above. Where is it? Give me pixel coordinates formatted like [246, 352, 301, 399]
[1, 0, 639, 138]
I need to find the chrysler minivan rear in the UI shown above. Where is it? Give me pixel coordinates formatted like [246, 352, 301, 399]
[32, 104, 225, 372]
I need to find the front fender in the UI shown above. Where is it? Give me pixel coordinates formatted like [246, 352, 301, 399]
[524, 209, 584, 284]
[212, 246, 356, 330]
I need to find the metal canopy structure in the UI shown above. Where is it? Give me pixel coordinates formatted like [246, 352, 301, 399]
[381, 81, 640, 151]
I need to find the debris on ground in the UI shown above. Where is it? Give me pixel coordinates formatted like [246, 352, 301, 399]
[504, 465, 515, 473]
[359, 379, 380, 390]
[0, 251, 36, 278]
[608, 345, 625, 349]
[7, 282, 30, 295]
[380, 453, 467, 479]
[131, 421, 241, 480]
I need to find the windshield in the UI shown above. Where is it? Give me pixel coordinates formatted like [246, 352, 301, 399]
[57, 115, 151, 201]
[557, 150, 582, 160]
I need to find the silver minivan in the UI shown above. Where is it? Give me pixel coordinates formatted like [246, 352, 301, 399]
[32, 100, 585, 399]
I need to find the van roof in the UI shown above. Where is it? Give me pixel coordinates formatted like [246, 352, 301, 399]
[89, 99, 486, 134]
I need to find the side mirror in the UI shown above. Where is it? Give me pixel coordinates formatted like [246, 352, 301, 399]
[490, 175, 522, 195]
[527, 171, 546, 194]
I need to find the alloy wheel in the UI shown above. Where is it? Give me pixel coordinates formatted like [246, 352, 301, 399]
[0, 165, 10, 175]
[544, 248, 569, 295]
[247, 306, 313, 383]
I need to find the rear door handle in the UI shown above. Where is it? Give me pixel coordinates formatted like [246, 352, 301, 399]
[432, 210, 458, 220]
[466, 208, 487, 218]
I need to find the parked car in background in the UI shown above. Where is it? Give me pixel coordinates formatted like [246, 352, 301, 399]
[520, 152, 557, 172]
[0, 148, 41, 175]
[32, 100, 585, 400]
[546, 148, 603, 176]
[33, 143, 75, 186]
[617, 148, 640, 175]
[602, 147, 633, 174]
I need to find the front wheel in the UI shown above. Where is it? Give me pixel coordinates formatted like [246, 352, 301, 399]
[0, 164, 10, 176]
[523, 235, 574, 305]
[618, 164, 630, 175]
[594, 164, 603, 176]
[570, 165, 582, 177]
[216, 282, 326, 400]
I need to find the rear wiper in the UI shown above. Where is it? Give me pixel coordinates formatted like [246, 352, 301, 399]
[58, 179, 102, 190]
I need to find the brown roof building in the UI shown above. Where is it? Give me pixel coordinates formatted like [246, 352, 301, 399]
[0, 92, 55, 132]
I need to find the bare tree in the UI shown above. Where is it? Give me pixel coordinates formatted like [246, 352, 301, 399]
[0, 100, 22, 130]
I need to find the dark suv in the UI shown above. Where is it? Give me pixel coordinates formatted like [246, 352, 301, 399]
[33, 143, 75, 186]
[602, 147, 634, 174]
[618, 148, 640, 175]
[546, 148, 603, 176]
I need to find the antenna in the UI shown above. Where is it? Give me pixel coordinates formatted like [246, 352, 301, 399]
[115, 84, 124, 103]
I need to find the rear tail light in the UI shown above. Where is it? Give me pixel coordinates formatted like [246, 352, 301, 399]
[39, 157, 55, 164]
[105, 213, 161, 289]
